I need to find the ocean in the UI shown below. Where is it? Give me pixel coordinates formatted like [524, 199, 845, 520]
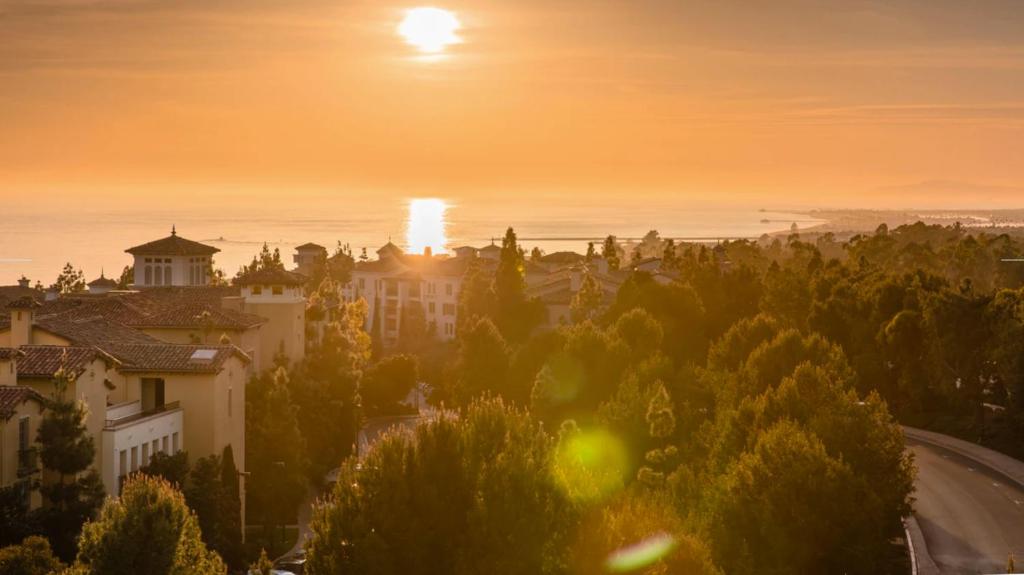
[0, 197, 819, 285]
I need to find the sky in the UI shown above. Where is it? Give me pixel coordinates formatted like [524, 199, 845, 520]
[1, 0, 1023, 210]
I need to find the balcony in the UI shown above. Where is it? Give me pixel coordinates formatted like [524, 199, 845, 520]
[17, 447, 38, 477]
[105, 400, 182, 429]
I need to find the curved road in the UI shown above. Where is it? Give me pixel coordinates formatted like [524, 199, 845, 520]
[909, 437, 1024, 574]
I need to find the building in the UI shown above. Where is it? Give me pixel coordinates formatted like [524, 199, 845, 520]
[87, 272, 119, 295]
[0, 383, 45, 510]
[342, 242, 488, 345]
[293, 243, 328, 277]
[0, 297, 250, 499]
[126, 227, 220, 288]
[234, 268, 308, 370]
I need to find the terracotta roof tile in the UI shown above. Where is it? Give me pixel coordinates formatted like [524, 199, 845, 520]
[0, 348, 25, 361]
[17, 346, 110, 379]
[108, 344, 249, 373]
[0, 386, 45, 420]
[125, 232, 219, 256]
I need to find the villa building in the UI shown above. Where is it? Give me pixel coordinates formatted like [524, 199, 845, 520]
[126, 227, 219, 288]
[0, 383, 45, 510]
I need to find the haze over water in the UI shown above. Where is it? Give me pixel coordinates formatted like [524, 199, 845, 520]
[0, 197, 815, 285]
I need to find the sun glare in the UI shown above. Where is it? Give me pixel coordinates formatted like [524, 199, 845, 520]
[398, 7, 461, 54]
[406, 198, 449, 255]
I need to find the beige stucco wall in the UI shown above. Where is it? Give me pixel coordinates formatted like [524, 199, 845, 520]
[0, 397, 45, 510]
[22, 358, 120, 474]
[0, 360, 17, 386]
[245, 301, 305, 370]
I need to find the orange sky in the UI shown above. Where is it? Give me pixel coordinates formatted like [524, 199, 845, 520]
[1, 0, 1023, 209]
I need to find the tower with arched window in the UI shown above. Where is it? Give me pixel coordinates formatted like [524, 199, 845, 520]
[125, 227, 220, 288]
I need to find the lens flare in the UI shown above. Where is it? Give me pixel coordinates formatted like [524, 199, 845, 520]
[604, 532, 677, 573]
[553, 427, 628, 503]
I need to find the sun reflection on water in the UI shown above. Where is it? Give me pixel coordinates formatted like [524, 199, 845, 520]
[405, 198, 449, 255]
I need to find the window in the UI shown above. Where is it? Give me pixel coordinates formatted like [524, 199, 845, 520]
[443, 303, 456, 316]
[445, 322, 455, 336]
[172, 433, 179, 453]
[154, 266, 163, 285]
[189, 266, 195, 285]
[252, 285, 262, 295]
[358, 278, 365, 289]
[119, 450, 127, 480]
[145, 266, 153, 285]
[153, 439, 160, 455]
[162, 436, 169, 453]
[18, 417, 29, 452]
[131, 446, 138, 472]
[145, 258, 152, 263]
[164, 266, 172, 284]
[428, 302, 436, 313]
[445, 283, 453, 296]
[142, 442, 149, 466]
[272, 285, 284, 295]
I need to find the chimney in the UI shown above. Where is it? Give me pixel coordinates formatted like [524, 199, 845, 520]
[17, 276, 29, 288]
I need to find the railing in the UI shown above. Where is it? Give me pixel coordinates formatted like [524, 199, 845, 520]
[17, 447, 38, 477]
[105, 401, 182, 429]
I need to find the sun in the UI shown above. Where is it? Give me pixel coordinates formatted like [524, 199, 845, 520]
[398, 7, 461, 54]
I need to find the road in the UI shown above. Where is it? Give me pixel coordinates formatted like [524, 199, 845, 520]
[909, 437, 1024, 574]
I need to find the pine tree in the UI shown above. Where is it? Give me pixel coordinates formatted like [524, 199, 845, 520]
[586, 242, 596, 263]
[34, 366, 105, 561]
[602, 236, 620, 271]
[218, 445, 243, 570]
[570, 272, 604, 323]
[246, 368, 309, 551]
[0, 536, 66, 575]
[74, 475, 226, 575]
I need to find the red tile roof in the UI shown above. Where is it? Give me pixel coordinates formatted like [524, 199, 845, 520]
[0, 386, 44, 420]
[6, 296, 42, 310]
[17, 346, 112, 379]
[295, 243, 326, 251]
[125, 231, 219, 256]
[126, 304, 265, 330]
[234, 268, 307, 287]
[108, 344, 250, 374]
[0, 348, 25, 361]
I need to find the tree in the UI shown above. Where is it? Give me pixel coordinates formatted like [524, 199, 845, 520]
[35, 368, 105, 561]
[702, 422, 857, 575]
[362, 354, 418, 415]
[0, 485, 37, 547]
[217, 445, 243, 570]
[570, 272, 604, 323]
[0, 536, 65, 575]
[493, 227, 543, 342]
[306, 399, 575, 575]
[570, 492, 721, 575]
[452, 317, 509, 405]
[531, 246, 543, 261]
[602, 236, 620, 271]
[396, 301, 430, 354]
[249, 549, 274, 575]
[185, 455, 225, 564]
[73, 475, 226, 575]
[661, 238, 678, 270]
[140, 451, 190, 487]
[53, 262, 86, 294]
[246, 368, 309, 550]
[116, 266, 133, 290]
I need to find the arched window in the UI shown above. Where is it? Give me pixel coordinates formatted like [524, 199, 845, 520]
[153, 266, 162, 285]
[164, 266, 172, 285]
[144, 266, 153, 285]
